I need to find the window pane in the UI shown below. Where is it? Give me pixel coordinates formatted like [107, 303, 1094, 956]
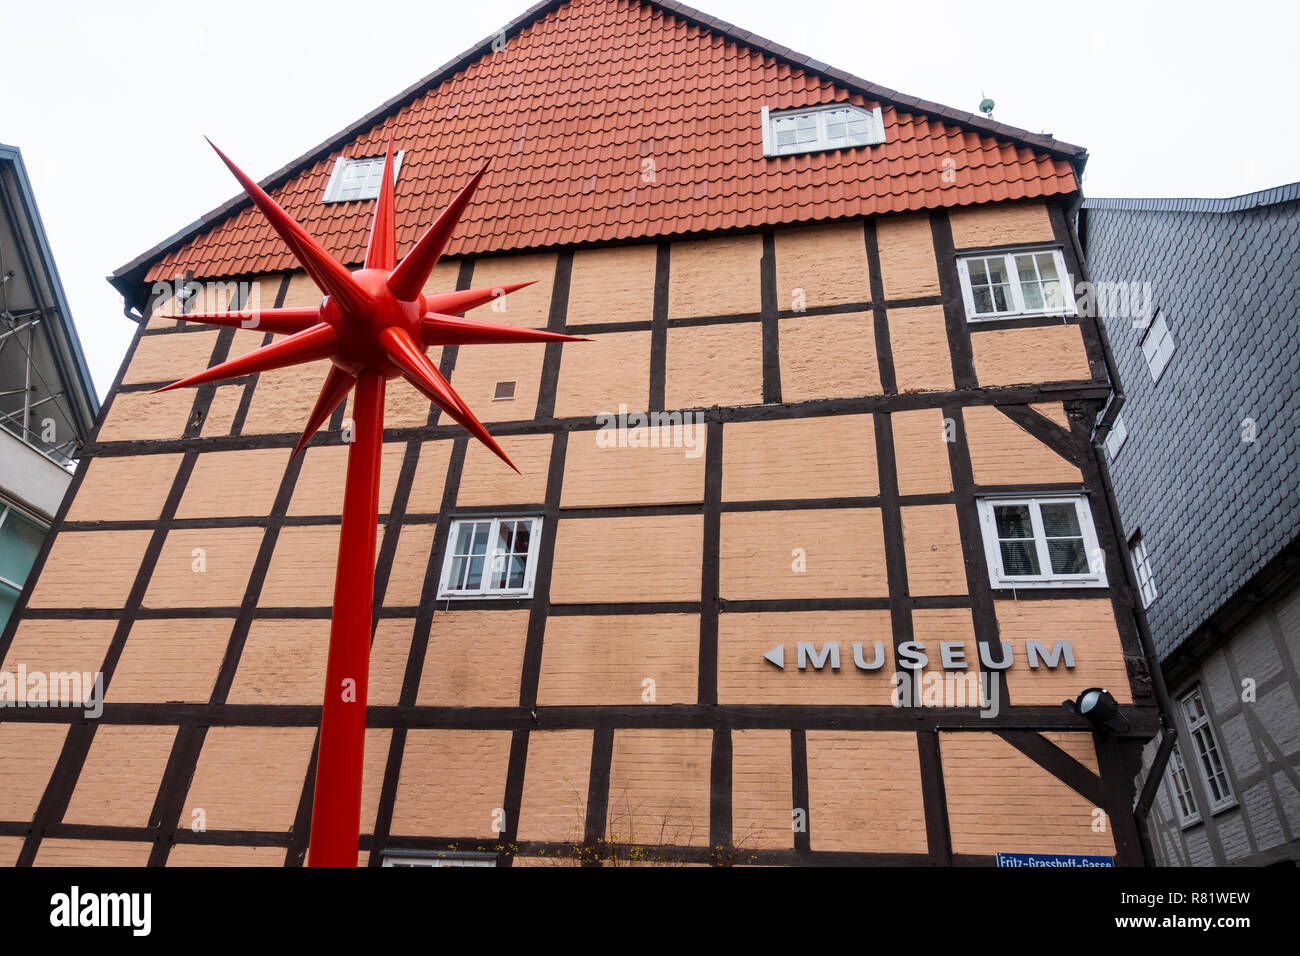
[972, 288, 994, 313]
[1015, 255, 1038, 283]
[1047, 539, 1088, 574]
[999, 540, 1041, 575]
[452, 523, 475, 557]
[1041, 279, 1064, 310]
[471, 522, 491, 555]
[465, 555, 484, 590]
[496, 521, 515, 555]
[448, 556, 469, 590]
[0, 583, 17, 632]
[1021, 281, 1044, 311]
[490, 551, 509, 590]
[825, 110, 848, 141]
[0, 509, 45, 586]
[991, 285, 1011, 311]
[507, 555, 526, 589]
[513, 521, 532, 555]
[985, 258, 1009, 284]
[1035, 253, 1059, 280]
[1040, 503, 1081, 537]
[994, 505, 1034, 538]
[967, 259, 988, 283]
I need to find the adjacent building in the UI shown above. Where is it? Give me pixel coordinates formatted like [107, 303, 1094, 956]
[0, 143, 99, 631]
[1081, 185, 1300, 867]
[2, 0, 1165, 866]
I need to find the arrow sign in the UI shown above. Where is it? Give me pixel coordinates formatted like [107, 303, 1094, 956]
[763, 645, 785, 670]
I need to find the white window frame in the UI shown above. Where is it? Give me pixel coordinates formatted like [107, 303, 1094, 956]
[437, 515, 542, 599]
[1165, 741, 1201, 827]
[382, 851, 496, 867]
[322, 151, 405, 203]
[1104, 413, 1128, 461]
[761, 103, 886, 157]
[1139, 309, 1176, 382]
[1179, 685, 1236, 814]
[976, 495, 1107, 589]
[956, 247, 1077, 322]
[1129, 534, 1158, 608]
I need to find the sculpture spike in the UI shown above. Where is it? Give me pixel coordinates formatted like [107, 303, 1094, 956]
[387, 161, 491, 301]
[153, 322, 338, 393]
[205, 139, 374, 318]
[363, 133, 398, 271]
[159, 136, 587, 866]
[377, 326, 517, 472]
[375, 326, 468, 416]
[421, 314, 591, 347]
[156, 307, 322, 336]
[423, 280, 535, 317]
[293, 364, 357, 457]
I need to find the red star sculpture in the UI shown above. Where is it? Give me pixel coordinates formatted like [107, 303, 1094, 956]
[155, 136, 585, 866]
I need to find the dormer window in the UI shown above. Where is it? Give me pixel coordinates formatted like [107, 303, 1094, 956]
[761, 104, 886, 157]
[322, 151, 405, 203]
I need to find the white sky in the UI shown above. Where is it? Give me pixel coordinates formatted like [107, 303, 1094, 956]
[3, 0, 1296, 397]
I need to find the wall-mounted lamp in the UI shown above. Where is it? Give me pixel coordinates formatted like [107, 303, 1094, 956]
[1063, 687, 1131, 733]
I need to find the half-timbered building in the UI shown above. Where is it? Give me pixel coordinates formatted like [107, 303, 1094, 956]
[0, 0, 1161, 866]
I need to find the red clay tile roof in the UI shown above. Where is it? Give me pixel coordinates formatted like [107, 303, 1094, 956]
[120, 0, 1082, 292]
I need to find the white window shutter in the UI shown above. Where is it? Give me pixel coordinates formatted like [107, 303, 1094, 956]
[322, 156, 347, 203]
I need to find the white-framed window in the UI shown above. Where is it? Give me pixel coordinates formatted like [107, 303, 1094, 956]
[976, 495, 1107, 589]
[1180, 686, 1235, 813]
[382, 851, 496, 867]
[761, 103, 886, 157]
[1139, 309, 1176, 382]
[437, 516, 542, 598]
[0, 500, 48, 630]
[1166, 741, 1201, 827]
[956, 248, 1077, 321]
[1104, 413, 1129, 461]
[322, 151, 405, 203]
[1129, 533, 1158, 608]
[493, 381, 516, 401]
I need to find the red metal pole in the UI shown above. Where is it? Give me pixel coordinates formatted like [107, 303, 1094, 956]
[307, 370, 386, 866]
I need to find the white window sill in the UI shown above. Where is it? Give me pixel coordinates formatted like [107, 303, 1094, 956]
[436, 590, 535, 601]
[990, 576, 1105, 590]
[1208, 799, 1240, 819]
[965, 309, 1078, 324]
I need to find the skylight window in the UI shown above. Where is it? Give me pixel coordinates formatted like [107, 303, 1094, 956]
[322, 151, 405, 203]
[761, 104, 886, 157]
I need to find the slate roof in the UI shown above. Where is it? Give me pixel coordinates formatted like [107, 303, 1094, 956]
[112, 0, 1082, 298]
[1081, 185, 1300, 661]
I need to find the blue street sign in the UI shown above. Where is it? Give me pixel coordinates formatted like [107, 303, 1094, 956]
[995, 852, 1115, 867]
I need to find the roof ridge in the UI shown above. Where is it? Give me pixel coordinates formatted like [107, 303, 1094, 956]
[110, 0, 1086, 298]
[1082, 181, 1300, 214]
[646, 0, 1085, 158]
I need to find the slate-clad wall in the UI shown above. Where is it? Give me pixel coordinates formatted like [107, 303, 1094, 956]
[1083, 199, 1300, 660]
[1085, 195, 1300, 866]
